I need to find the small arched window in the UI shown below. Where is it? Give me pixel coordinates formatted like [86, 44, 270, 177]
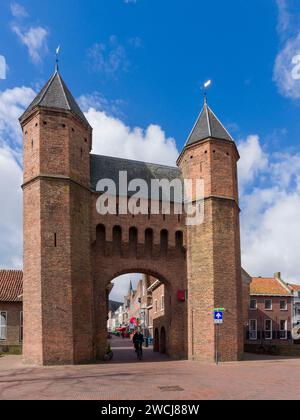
[145, 228, 153, 257]
[129, 227, 138, 256]
[175, 231, 184, 251]
[113, 225, 122, 254]
[96, 224, 106, 255]
[160, 229, 168, 256]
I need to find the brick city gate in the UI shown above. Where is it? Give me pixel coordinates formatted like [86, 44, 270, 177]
[21, 69, 243, 366]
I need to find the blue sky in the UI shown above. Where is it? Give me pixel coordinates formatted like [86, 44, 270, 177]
[1, 0, 300, 296]
[1, 0, 299, 148]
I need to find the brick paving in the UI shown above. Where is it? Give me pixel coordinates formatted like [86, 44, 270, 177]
[0, 338, 299, 400]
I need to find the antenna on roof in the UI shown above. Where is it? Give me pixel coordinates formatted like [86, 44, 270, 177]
[202, 80, 212, 104]
[55, 46, 61, 72]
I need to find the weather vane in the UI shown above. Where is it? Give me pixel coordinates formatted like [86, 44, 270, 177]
[203, 80, 212, 104]
[55, 46, 61, 71]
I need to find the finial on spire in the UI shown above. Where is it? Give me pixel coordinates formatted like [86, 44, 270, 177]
[203, 80, 212, 105]
[55, 46, 61, 72]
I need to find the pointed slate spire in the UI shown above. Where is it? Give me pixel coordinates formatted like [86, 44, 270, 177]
[128, 280, 133, 296]
[185, 102, 233, 148]
[20, 69, 90, 127]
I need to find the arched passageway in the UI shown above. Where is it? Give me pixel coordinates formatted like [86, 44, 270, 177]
[104, 273, 173, 363]
[92, 222, 188, 362]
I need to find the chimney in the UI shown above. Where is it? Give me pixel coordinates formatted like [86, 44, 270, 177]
[274, 272, 281, 281]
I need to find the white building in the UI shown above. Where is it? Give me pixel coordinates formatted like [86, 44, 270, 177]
[287, 284, 300, 328]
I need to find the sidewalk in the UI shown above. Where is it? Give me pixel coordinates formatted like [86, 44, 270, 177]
[0, 349, 300, 400]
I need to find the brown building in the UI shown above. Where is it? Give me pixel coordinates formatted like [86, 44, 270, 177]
[20, 68, 243, 365]
[147, 277, 166, 352]
[0, 270, 23, 353]
[246, 273, 293, 347]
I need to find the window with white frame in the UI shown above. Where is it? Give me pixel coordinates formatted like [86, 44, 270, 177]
[249, 319, 257, 340]
[280, 320, 287, 339]
[265, 299, 272, 310]
[250, 299, 257, 310]
[265, 319, 272, 340]
[20, 311, 23, 342]
[0, 312, 7, 341]
[161, 295, 164, 311]
[280, 300, 287, 311]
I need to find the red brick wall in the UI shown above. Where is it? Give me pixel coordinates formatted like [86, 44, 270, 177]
[22, 110, 94, 365]
[179, 139, 243, 362]
[247, 296, 293, 344]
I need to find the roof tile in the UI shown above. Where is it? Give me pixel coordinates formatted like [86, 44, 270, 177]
[185, 103, 233, 147]
[0, 270, 23, 302]
[20, 70, 89, 126]
[250, 277, 292, 296]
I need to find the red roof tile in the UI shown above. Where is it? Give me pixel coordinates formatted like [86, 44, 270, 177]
[250, 277, 292, 296]
[0, 270, 23, 302]
[288, 284, 300, 292]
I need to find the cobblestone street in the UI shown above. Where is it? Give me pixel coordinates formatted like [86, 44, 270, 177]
[0, 338, 299, 400]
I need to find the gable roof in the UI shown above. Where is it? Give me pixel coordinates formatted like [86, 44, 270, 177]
[90, 154, 182, 201]
[109, 300, 123, 313]
[287, 284, 300, 292]
[20, 70, 90, 127]
[250, 277, 292, 297]
[185, 103, 233, 147]
[0, 270, 23, 302]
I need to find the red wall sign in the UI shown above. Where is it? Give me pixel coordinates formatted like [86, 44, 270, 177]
[177, 290, 187, 302]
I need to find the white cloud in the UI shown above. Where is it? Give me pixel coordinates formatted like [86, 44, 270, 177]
[239, 135, 300, 283]
[88, 36, 129, 77]
[238, 135, 268, 192]
[273, 1, 300, 99]
[10, 2, 48, 65]
[276, 0, 291, 39]
[0, 86, 35, 269]
[274, 32, 300, 99]
[0, 55, 6, 80]
[0, 144, 23, 269]
[12, 25, 49, 65]
[85, 107, 179, 166]
[0, 86, 35, 151]
[78, 92, 124, 118]
[10, 2, 28, 18]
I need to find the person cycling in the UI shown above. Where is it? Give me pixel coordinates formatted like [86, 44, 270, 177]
[133, 328, 144, 360]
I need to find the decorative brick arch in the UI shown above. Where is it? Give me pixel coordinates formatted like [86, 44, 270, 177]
[92, 223, 188, 360]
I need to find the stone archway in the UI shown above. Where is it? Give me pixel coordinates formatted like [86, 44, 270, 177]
[92, 260, 187, 361]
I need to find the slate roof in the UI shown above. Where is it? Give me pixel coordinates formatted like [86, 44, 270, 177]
[20, 70, 90, 126]
[185, 103, 233, 147]
[0, 270, 23, 302]
[250, 277, 292, 297]
[109, 300, 123, 312]
[90, 154, 183, 201]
